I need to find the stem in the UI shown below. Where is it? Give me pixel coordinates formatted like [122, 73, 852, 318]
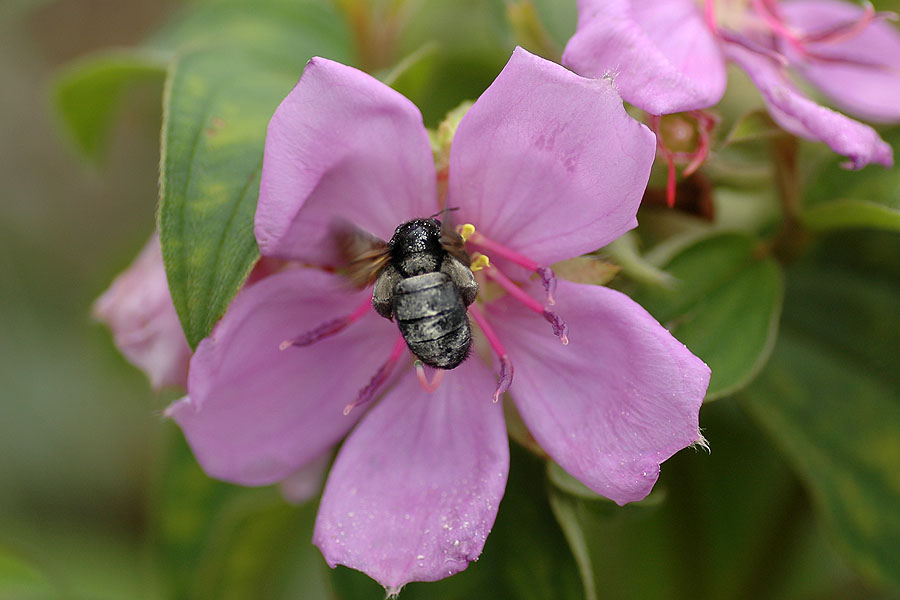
[763, 135, 811, 262]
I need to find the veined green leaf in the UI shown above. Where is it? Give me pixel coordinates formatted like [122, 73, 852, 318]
[741, 231, 900, 590]
[630, 233, 783, 400]
[158, 48, 296, 348]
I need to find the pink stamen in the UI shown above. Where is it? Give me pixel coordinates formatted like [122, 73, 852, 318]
[704, 0, 717, 32]
[665, 153, 677, 208]
[468, 304, 514, 403]
[484, 264, 568, 344]
[415, 361, 445, 392]
[280, 297, 372, 350]
[717, 29, 790, 66]
[800, 3, 881, 45]
[343, 335, 407, 415]
[467, 230, 557, 305]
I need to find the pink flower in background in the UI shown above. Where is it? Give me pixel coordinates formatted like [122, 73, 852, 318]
[563, 0, 897, 168]
[166, 47, 710, 591]
[94, 233, 191, 389]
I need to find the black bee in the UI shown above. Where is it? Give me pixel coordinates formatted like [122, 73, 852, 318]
[337, 217, 478, 369]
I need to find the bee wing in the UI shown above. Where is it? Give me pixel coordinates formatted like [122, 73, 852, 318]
[333, 220, 391, 287]
[438, 214, 472, 267]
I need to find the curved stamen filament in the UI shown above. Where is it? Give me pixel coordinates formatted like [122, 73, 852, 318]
[280, 297, 372, 349]
[483, 264, 568, 345]
[717, 28, 790, 65]
[415, 361, 445, 392]
[343, 335, 407, 415]
[461, 225, 557, 305]
[800, 3, 886, 45]
[468, 303, 514, 403]
[752, 0, 801, 46]
[704, 0, 717, 31]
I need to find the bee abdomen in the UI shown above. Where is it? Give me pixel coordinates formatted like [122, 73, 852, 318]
[393, 272, 472, 369]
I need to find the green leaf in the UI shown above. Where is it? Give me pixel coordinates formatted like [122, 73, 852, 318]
[157, 0, 352, 348]
[742, 335, 900, 590]
[158, 48, 287, 348]
[630, 233, 784, 400]
[722, 109, 783, 146]
[0, 547, 58, 600]
[154, 431, 331, 600]
[741, 232, 900, 591]
[53, 49, 168, 161]
[148, 0, 352, 70]
[801, 127, 900, 232]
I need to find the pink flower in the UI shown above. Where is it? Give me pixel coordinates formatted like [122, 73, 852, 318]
[563, 0, 897, 168]
[166, 47, 710, 591]
[94, 233, 191, 389]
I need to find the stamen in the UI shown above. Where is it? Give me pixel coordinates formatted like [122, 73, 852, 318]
[752, 0, 802, 48]
[717, 29, 790, 66]
[703, 0, 717, 32]
[468, 303, 515, 403]
[458, 223, 476, 243]
[280, 298, 372, 349]
[665, 153, 677, 208]
[343, 335, 407, 415]
[415, 361, 445, 392]
[463, 226, 557, 305]
[470, 252, 491, 272]
[800, 2, 887, 45]
[483, 264, 569, 344]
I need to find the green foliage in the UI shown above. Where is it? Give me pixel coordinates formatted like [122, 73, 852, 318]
[742, 231, 900, 591]
[53, 49, 168, 162]
[0, 548, 59, 600]
[157, 49, 287, 349]
[153, 432, 331, 600]
[154, 0, 352, 348]
[802, 127, 900, 232]
[631, 233, 784, 400]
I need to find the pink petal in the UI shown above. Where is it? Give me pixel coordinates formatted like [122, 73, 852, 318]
[93, 232, 191, 389]
[486, 280, 709, 505]
[725, 41, 893, 168]
[314, 359, 508, 591]
[256, 57, 438, 264]
[166, 268, 399, 486]
[781, 0, 900, 123]
[449, 47, 656, 266]
[562, 0, 727, 114]
[280, 451, 331, 505]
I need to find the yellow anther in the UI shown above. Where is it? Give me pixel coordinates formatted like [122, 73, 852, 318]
[470, 253, 491, 272]
[458, 223, 476, 243]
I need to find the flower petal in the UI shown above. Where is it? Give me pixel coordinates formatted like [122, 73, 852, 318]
[449, 47, 656, 266]
[167, 268, 399, 486]
[93, 233, 191, 389]
[314, 359, 508, 591]
[487, 280, 709, 505]
[725, 41, 893, 168]
[256, 57, 438, 264]
[280, 451, 331, 505]
[562, 0, 727, 114]
[781, 0, 900, 123]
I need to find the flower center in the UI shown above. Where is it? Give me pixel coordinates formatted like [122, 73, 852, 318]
[279, 223, 572, 409]
[704, 0, 895, 68]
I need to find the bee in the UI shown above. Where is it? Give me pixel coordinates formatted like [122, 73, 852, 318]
[337, 217, 478, 369]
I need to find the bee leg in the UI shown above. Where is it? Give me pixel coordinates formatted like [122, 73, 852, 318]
[442, 255, 478, 306]
[373, 264, 401, 320]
